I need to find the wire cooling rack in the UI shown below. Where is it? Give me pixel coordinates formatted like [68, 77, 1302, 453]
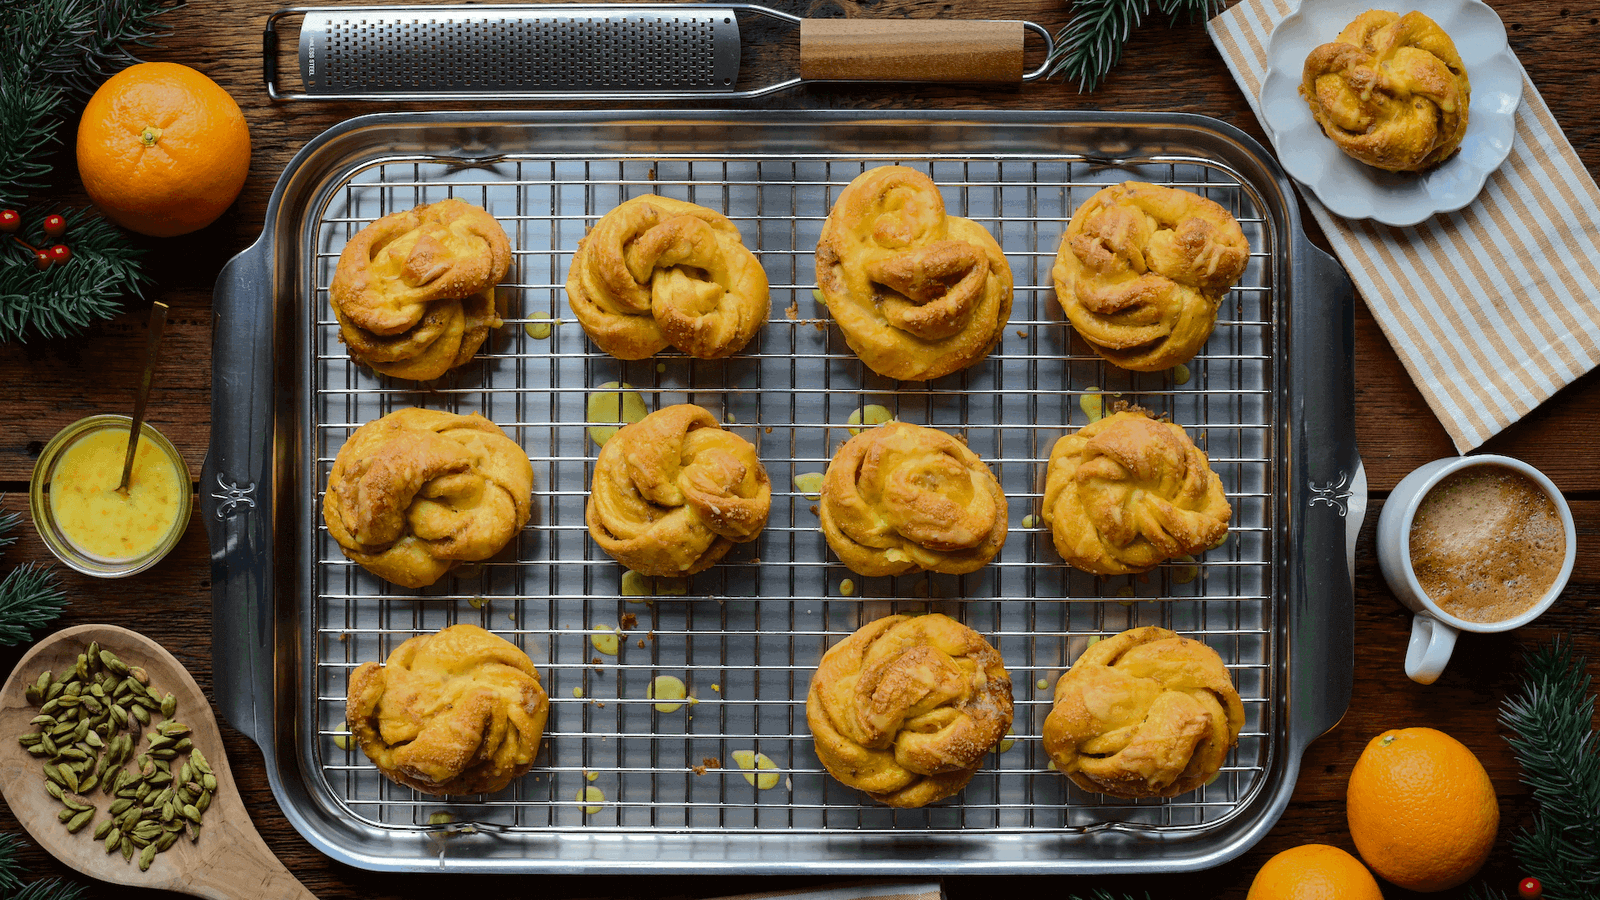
[301, 150, 1280, 836]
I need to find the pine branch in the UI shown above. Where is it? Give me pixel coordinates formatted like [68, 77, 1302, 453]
[0, 831, 25, 893]
[0, 67, 63, 208]
[1501, 638, 1600, 900]
[1045, 0, 1223, 92]
[0, 496, 20, 549]
[14, 879, 90, 900]
[0, 563, 66, 647]
[0, 0, 184, 95]
[0, 208, 145, 343]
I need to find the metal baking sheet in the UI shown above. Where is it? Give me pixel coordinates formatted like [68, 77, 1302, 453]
[205, 111, 1359, 874]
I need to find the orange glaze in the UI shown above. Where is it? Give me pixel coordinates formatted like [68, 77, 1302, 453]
[49, 428, 182, 560]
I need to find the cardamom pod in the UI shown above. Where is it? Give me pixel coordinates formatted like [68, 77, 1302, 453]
[101, 650, 128, 676]
[120, 834, 135, 861]
[110, 798, 133, 815]
[94, 818, 113, 840]
[44, 781, 64, 801]
[196, 790, 212, 814]
[138, 842, 157, 871]
[156, 831, 178, 852]
[77, 772, 99, 793]
[159, 693, 176, 718]
[190, 749, 210, 775]
[65, 809, 93, 833]
[103, 827, 121, 854]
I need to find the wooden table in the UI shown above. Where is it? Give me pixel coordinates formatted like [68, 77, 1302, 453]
[1, 0, 1596, 897]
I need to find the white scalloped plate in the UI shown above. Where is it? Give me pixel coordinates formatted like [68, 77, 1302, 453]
[1260, 0, 1523, 226]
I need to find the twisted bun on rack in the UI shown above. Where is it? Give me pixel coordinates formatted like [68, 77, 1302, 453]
[819, 421, 1007, 576]
[1043, 626, 1243, 799]
[1052, 182, 1249, 372]
[1301, 10, 1470, 172]
[816, 166, 1013, 381]
[346, 624, 549, 795]
[330, 198, 511, 380]
[1040, 410, 1230, 576]
[567, 195, 770, 360]
[323, 408, 533, 588]
[587, 404, 770, 576]
[807, 613, 1013, 808]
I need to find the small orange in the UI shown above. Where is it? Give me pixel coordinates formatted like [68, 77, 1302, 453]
[76, 62, 251, 237]
[1246, 844, 1384, 900]
[1346, 726, 1499, 892]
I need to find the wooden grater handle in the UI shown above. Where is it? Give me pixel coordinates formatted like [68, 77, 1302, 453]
[799, 18, 1025, 83]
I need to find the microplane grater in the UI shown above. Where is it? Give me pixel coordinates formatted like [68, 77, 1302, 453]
[265, 3, 1053, 100]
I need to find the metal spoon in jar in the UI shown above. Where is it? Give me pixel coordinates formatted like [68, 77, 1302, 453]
[117, 301, 169, 494]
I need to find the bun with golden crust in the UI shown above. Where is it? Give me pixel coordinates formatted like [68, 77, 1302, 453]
[323, 408, 533, 588]
[819, 421, 1007, 577]
[816, 166, 1013, 381]
[1052, 182, 1248, 372]
[1041, 410, 1230, 575]
[1300, 10, 1470, 172]
[587, 404, 770, 576]
[346, 624, 549, 795]
[1042, 626, 1243, 799]
[330, 198, 511, 380]
[807, 613, 1013, 808]
[567, 195, 769, 360]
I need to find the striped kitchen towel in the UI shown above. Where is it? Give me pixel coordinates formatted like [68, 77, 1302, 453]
[1209, 0, 1600, 452]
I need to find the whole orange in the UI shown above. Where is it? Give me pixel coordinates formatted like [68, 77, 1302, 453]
[76, 62, 251, 237]
[1346, 727, 1499, 892]
[1246, 844, 1383, 900]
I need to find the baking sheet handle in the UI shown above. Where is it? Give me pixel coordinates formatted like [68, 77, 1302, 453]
[1289, 242, 1360, 748]
[200, 238, 278, 749]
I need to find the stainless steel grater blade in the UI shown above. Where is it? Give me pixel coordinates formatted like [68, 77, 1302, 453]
[294, 6, 741, 96]
[265, 3, 1053, 101]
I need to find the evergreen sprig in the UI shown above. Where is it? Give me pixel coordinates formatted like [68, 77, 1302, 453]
[0, 207, 146, 342]
[0, 498, 20, 549]
[0, 0, 183, 97]
[0, 831, 24, 893]
[0, 563, 67, 646]
[0, 833, 89, 900]
[1046, 0, 1223, 92]
[1500, 638, 1600, 900]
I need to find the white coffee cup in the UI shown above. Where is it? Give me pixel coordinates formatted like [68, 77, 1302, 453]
[1375, 455, 1575, 685]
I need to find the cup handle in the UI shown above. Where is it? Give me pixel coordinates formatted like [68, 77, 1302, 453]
[1405, 612, 1458, 685]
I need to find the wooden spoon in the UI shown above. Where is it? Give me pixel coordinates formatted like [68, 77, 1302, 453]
[0, 624, 314, 899]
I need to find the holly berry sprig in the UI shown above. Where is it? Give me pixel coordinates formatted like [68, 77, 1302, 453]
[1, 208, 74, 270]
[1518, 877, 1541, 900]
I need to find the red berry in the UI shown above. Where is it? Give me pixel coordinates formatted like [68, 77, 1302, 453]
[42, 214, 66, 238]
[34, 250, 51, 270]
[1519, 877, 1542, 900]
[0, 209, 19, 233]
[47, 244, 71, 265]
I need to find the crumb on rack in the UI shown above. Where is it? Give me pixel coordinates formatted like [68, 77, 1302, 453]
[620, 613, 637, 630]
[785, 302, 799, 320]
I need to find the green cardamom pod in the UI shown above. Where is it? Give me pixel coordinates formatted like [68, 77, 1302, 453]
[66, 809, 93, 833]
[93, 818, 113, 840]
[138, 842, 157, 871]
[44, 781, 64, 801]
[120, 834, 135, 861]
[103, 827, 121, 854]
[77, 772, 99, 793]
[101, 650, 128, 676]
[156, 830, 178, 852]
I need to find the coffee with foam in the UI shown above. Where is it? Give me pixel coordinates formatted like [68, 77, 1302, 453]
[1408, 465, 1565, 624]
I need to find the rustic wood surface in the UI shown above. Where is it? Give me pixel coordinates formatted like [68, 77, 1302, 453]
[1, 0, 1597, 897]
[0, 625, 315, 899]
